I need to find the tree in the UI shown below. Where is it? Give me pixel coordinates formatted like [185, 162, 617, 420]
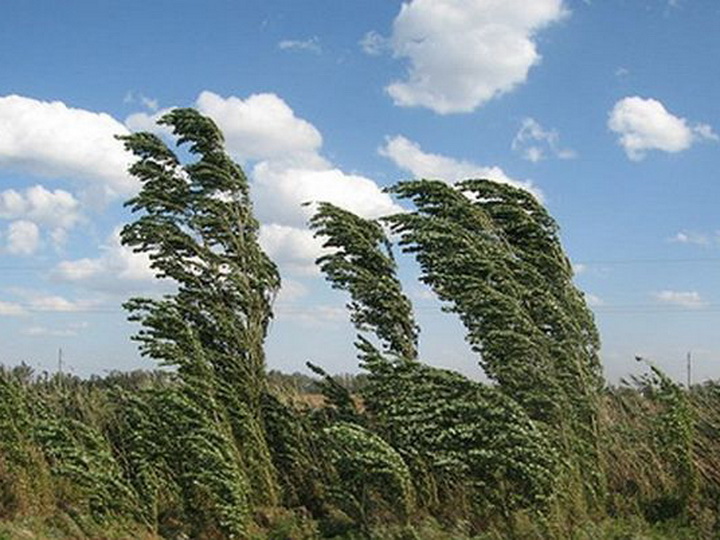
[309, 202, 418, 360]
[118, 109, 282, 531]
[386, 179, 604, 504]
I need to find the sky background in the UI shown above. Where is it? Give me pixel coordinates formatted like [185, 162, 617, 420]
[1, 0, 719, 384]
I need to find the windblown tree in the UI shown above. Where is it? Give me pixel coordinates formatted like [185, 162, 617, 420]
[118, 109, 282, 534]
[310, 198, 560, 532]
[309, 202, 419, 360]
[386, 179, 605, 505]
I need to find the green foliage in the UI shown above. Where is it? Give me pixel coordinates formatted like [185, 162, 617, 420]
[310, 201, 418, 359]
[306, 361, 361, 424]
[119, 108, 281, 509]
[360, 340, 558, 528]
[323, 422, 415, 531]
[385, 179, 605, 505]
[602, 364, 699, 528]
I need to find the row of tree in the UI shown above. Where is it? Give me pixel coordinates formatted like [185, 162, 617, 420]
[1, 110, 718, 539]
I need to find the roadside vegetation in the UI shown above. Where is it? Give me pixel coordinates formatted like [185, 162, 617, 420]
[1, 110, 718, 539]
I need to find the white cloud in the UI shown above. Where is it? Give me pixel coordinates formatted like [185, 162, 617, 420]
[615, 67, 630, 78]
[608, 96, 718, 160]
[124, 107, 176, 137]
[0, 300, 26, 316]
[252, 162, 402, 227]
[6, 220, 40, 255]
[5, 288, 100, 313]
[26, 294, 91, 313]
[259, 224, 327, 275]
[585, 293, 604, 307]
[278, 36, 322, 54]
[669, 231, 710, 246]
[52, 227, 163, 294]
[274, 303, 348, 327]
[196, 91, 326, 167]
[380, 135, 541, 199]
[123, 91, 159, 111]
[654, 290, 707, 309]
[359, 31, 388, 56]
[379, 0, 567, 113]
[23, 325, 81, 337]
[275, 279, 309, 303]
[0, 185, 81, 249]
[511, 117, 576, 162]
[0, 95, 136, 202]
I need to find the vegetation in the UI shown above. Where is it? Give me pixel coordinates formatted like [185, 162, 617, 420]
[1, 110, 719, 539]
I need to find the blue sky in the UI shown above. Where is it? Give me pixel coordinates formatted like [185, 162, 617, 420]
[1, 0, 719, 383]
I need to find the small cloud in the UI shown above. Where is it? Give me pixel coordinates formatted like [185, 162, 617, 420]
[615, 67, 630, 78]
[669, 231, 710, 246]
[511, 118, 576, 162]
[380, 135, 541, 200]
[585, 293, 604, 307]
[609, 96, 717, 160]
[26, 294, 95, 313]
[0, 185, 82, 250]
[140, 95, 159, 111]
[0, 300, 26, 316]
[359, 31, 387, 56]
[259, 224, 326, 276]
[573, 263, 587, 275]
[275, 279, 309, 303]
[52, 227, 165, 295]
[23, 321, 88, 337]
[654, 290, 707, 309]
[278, 36, 321, 54]
[123, 91, 159, 111]
[6, 220, 40, 255]
[274, 303, 347, 327]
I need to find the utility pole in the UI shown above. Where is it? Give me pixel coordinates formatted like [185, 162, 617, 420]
[686, 351, 692, 390]
[58, 347, 63, 375]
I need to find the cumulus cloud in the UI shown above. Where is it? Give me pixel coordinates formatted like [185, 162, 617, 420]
[0, 95, 136, 202]
[6, 220, 40, 255]
[196, 91, 326, 167]
[52, 227, 163, 294]
[584, 293, 604, 307]
[375, 0, 567, 113]
[654, 290, 707, 309]
[608, 96, 718, 160]
[252, 162, 401, 227]
[0, 185, 81, 249]
[259, 224, 327, 275]
[379, 135, 541, 198]
[512, 118, 576, 162]
[0, 185, 80, 229]
[124, 107, 176, 138]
